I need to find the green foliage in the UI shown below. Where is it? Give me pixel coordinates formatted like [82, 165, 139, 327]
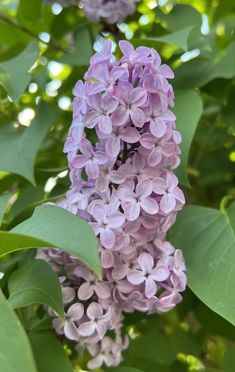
[0, 193, 12, 226]
[173, 90, 203, 186]
[0, 0, 235, 371]
[28, 331, 74, 372]
[8, 205, 100, 276]
[0, 43, 39, 101]
[169, 205, 235, 325]
[8, 259, 64, 319]
[0, 102, 55, 184]
[0, 289, 37, 372]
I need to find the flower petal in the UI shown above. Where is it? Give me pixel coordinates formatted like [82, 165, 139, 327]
[95, 282, 111, 299]
[140, 197, 159, 215]
[124, 202, 140, 221]
[67, 303, 84, 321]
[87, 302, 103, 320]
[108, 212, 125, 229]
[77, 282, 94, 300]
[64, 320, 79, 340]
[145, 278, 157, 298]
[138, 252, 154, 273]
[78, 320, 96, 337]
[160, 193, 176, 214]
[127, 270, 145, 285]
[100, 227, 115, 249]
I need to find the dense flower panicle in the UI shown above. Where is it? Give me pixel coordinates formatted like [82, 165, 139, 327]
[45, 0, 139, 25]
[82, 0, 139, 24]
[39, 40, 186, 369]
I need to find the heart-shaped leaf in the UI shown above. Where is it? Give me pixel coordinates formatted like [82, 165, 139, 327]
[169, 205, 235, 325]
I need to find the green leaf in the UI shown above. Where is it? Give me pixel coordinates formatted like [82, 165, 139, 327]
[227, 202, 235, 228]
[173, 90, 203, 187]
[156, 5, 202, 32]
[222, 346, 235, 372]
[174, 43, 235, 89]
[169, 205, 235, 326]
[0, 102, 55, 184]
[17, 0, 42, 23]
[140, 26, 194, 51]
[0, 43, 39, 101]
[28, 331, 73, 372]
[9, 185, 45, 223]
[0, 289, 37, 372]
[8, 259, 64, 319]
[59, 28, 93, 66]
[4, 204, 101, 277]
[0, 193, 12, 226]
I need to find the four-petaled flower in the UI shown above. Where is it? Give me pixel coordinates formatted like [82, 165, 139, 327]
[118, 179, 158, 221]
[90, 203, 125, 249]
[127, 252, 169, 298]
[78, 302, 111, 339]
[85, 94, 118, 135]
[72, 138, 107, 179]
[53, 303, 84, 341]
[112, 81, 147, 128]
[153, 172, 185, 214]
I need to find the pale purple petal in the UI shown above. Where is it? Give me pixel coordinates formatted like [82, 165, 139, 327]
[67, 303, 84, 321]
[78, 321, 96, 337]
[108, 212, 125, 229]
[118, 185, 135, 202]
[127, 270, 145, 285]
[89, 302, 104, 319]
[138, 252, 154, 273]
[150, 266, 169, 281]
[136, 179, 152, 198]
[160, 193, 176, 214]
[130, 107, 146, 128]
[112, 106, 129, 126]
[100, 227, 115, 249]
[150, 119, 167, 138]
[77, 282, 94, 300]
[64, 321, 79, 340]
[120, 127, 140, 143]
[95, 282, 111, 299]
[145, 278, 157, 298]
[140, 198, 159, 215]
[124, 202, 140, 221]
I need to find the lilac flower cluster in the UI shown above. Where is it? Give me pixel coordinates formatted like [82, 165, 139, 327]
[82, 0, 139, 24]
[45, 0, 139, 25]
[40, 40, 186, 369]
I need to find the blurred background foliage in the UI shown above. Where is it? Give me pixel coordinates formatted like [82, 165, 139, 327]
[0, 0, 235, 371]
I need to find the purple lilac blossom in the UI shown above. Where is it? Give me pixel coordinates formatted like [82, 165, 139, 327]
[39, 40, 186, 370]
[82, 0, 140, 24]
[45, 0, 139, 25]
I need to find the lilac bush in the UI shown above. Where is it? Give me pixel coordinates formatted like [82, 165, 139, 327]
[40, 40, 186, 369]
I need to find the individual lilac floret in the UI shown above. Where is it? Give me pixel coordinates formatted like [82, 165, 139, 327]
[40, 40, 186, 370]
[82, 0, 140, 24]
